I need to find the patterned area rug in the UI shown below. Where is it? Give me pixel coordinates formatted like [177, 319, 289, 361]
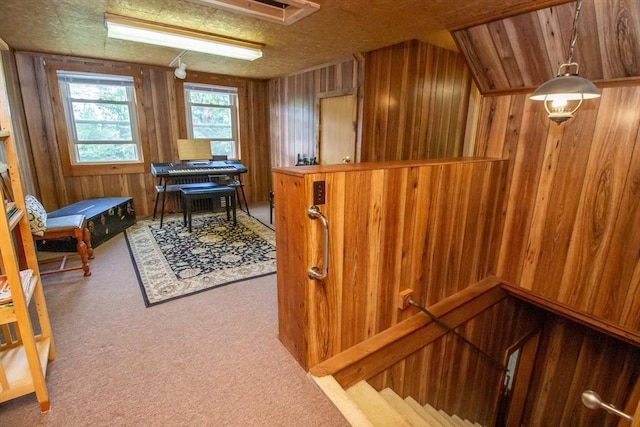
[125, 211, 276, 306]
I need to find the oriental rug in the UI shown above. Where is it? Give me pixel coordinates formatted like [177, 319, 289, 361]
[125, 211, 276, 306]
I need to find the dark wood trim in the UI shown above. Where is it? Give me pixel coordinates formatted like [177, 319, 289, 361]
[501, 282, 640, 347]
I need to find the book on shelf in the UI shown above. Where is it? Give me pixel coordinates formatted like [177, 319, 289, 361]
[0, 269, 34, 304]
[4, 200, 17, 219]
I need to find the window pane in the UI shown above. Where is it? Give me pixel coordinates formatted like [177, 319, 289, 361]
[75, 123, 133, 141]
[189, 91, 231, 105]
[72, 101, 130, 121]
[191, 106, 231, 125]
[69, 83, 129, 101]
[211, 141, 234, 157]
[76, 143, 138, 162]
[58, 71, 141, 165]
[193, 125, 232, 139]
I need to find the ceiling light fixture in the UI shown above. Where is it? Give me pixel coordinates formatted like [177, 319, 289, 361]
[174, 59, 187, 79]
[529, 0, 600, 125]
[105, 13, 264, 61]
[170, 50, 188, 79]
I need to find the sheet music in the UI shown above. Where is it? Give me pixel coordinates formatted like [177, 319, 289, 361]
[177, 139, 212, 160]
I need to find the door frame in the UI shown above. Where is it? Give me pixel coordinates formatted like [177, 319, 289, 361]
[315, 88, 361, 164]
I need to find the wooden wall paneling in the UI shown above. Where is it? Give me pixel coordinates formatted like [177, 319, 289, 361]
[277, 159, 507, 370]
[501, 11, 553, 88]
[520, 106, 598, 298]
[595, 0, 640, 79]
[360, 40, 472, 163]
[360, 45, 392, 163]
[0, 51, 36, 196]
[558, 87, 640, 314]
[453, 0, 640, 94]
[377, 168, 409, 329]
[535, 3, 573, 79]
[494, 99, 550, 283]
[243, 80, 272, 202]
[364, 296, 544, 425]
[274, 171, 308, 367]
[268, 79, 282, 167]
[593, 95, 640, 323]
[401, 167, 432, 310]
[149, 69, 178, 164]
[454, 25, 510, 93]
[473, 96, 512, 157]
[523, 318, 640, 427]
[13, 52, 271, 216]
[487, 20, 526, 90]
[476, 160, 509, 279]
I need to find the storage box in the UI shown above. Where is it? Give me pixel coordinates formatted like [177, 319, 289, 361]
[36, 197, 135, 252]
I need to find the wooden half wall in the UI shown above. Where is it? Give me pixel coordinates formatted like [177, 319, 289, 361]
[273, 157, 508, 370]
[12, 52, 271, 217]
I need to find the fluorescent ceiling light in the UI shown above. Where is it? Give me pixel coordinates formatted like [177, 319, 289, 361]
[105, 14, 264, 61]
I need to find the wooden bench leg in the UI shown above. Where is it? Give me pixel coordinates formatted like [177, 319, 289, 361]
[83, 226, 94, 260]
[74, 228, 91, 276]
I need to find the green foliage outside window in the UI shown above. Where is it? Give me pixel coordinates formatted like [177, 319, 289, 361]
[186, 84, 238, 158]
[58, 72, 141, 163]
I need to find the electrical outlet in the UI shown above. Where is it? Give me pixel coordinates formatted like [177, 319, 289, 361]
[313, 180, 326, 205]
[398, 289, 414, 310]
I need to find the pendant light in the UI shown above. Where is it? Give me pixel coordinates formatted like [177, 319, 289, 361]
[530, 0, 600, 124]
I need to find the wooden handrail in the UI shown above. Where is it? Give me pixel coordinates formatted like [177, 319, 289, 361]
[310, 276, 507, 388]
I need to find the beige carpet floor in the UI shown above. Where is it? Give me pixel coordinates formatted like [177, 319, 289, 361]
[0, 203, 349, 426]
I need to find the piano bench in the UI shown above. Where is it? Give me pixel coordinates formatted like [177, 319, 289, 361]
[181, 186, 236, 232]
[153, 182, 220, 219]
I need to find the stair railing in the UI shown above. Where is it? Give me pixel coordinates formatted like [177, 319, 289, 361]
[408, 297, 508, 372]
[581, 390, 633, 422]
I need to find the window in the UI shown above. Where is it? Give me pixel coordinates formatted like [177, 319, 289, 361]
[184, 83, 239, 158]
[57, 71, 142, 165]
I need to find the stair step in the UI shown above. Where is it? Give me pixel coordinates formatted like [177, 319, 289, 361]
[450, 414, 468, 426]
[404, 397, 446, 426]
[346, 381, 411, 427]
[308, 374, 374, 427]
[379, 388, 433, 426]
[423, 404, 456, 427]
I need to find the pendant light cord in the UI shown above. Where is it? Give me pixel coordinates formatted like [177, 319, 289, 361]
[566, 0, 583, 64]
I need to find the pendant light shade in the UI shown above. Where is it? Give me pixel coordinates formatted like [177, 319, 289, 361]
[530, 0, 600, 124]
[530, 63, 600, 124]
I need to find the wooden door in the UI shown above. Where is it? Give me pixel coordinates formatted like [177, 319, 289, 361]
[318, 94, 357, 165]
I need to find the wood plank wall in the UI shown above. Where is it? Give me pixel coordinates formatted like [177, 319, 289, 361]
[453, 0, 640, 94]
[475, 86, 640, 334]
[474, 86, 640, 424]
[525, 317, 640, 427]
[0, 51, 35, 196]
[369, 297, 545, 425]
[360, 40, 472, 162]
[268, 58, 358, 168]
[11, 52, 271, 217]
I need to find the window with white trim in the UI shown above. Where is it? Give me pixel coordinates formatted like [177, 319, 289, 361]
[57, 71, 142, 164]
[184, 83, 239, 158]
